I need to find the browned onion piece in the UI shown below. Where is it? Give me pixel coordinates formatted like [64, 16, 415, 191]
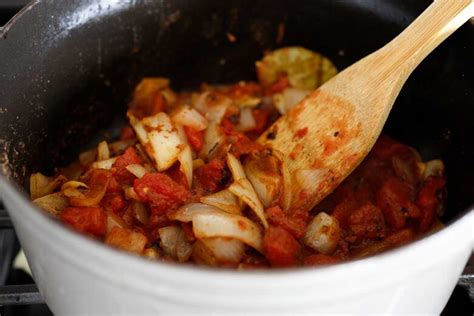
[158, 226, 192, 262]
[32, 192, 69, 217]
[200, 189, 241, 214]
[106, 211, 126, 233]
[172, 106, 209, 131]
[228, 179, 268, 229]
[30, 173, 66, 200]
[201, 237, 245, 265]
[69, 170, 110, 207]
[97, 141, 110, 161]
[244, 152, 282, 208]
[91, 157, 117, 170]
[125, 164, 147, 179]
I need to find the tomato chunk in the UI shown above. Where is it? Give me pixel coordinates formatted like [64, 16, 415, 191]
[348, 203, 385, 239]
[134, 173, 188, 215]
[263, 226, 301, 267]
[376, 178, 419, 229]
[266, 206, 308, 239]
[102, 193, 127, 214]
[60, 207, 107, 237]
[184, 126, 204, 152]
[416, 176, 445, 232]
[194, 159, 227, 193]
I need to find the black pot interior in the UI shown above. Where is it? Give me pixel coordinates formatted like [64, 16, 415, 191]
[0, 0, 472, 224]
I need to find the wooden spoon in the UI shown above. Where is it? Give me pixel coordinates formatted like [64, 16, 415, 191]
[258, 0, 474, 212]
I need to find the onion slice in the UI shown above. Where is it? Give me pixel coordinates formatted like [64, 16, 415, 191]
[125, 164, 147, 179]
[97, 141, 110, 161]
[178, 145, 193, 188]
[226, 153, 246, 181]
[170, 203, 263, 252]
[91, 157, 117, 170]
[30, 173, 66, 200]
[158, 226, 192, 262]
[200, 189, 241, 214]
[228, 178, 268, 229]
[236, 107, 257, 132]
[193, 212, 263, 252]
[172, 106, 209, 131]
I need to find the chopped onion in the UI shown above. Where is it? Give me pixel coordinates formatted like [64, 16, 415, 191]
[193, 212, 263, 252]
[304, 212, 341, 255]
[172, 106, 209, 131]
[61, 181, 88, 191]
[170, 203, 263, 252]
[127, 112, 148, 144]
[132, 201, 149, 224]
[32, 192, 69, 217]
[62, 187, 86, 199]
[193, 91, 232, 123]
[228, 178, 268, 229]
[273, 88, 311, 115]
[69, 171, 110, 207]
[194, 237, 244, 266]
[199, 121, 225, 159]
[123, 186, 140, 200]
[244, 153, 282, 208]
[236, 107, 257, 132]
[30, 173, 66, 200]
[295, 168, 327, 195]
[200, 189, 241, 214]
[272, 150, 292, 212]
[97, 141, 110, 161]
[158, 226, 192, 262]
[192, 159, 205, 170]
[143, 248, 161, 260]
[226, 153, 246, 181]
[91, 157, 117, 170]
[424, 159, 444, 179]
[125, 164, 147, 179]
[178, 145, 193, 188]
[106, 211, 126, 233]
[169, 203, 222, 222]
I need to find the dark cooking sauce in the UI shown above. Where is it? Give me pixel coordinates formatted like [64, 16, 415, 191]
[29, 47, 446, 268]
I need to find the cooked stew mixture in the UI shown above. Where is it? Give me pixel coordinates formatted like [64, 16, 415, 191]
[30, 47, 446, 268]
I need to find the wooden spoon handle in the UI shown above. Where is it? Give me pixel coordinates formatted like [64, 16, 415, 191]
[374, 0, 474, 83]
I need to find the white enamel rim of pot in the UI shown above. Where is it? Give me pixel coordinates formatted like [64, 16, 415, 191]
[1, 175, 473, 307]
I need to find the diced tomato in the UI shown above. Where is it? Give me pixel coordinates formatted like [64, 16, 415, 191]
[134, 173, 189, 215]
[331, 199, 358, 229]
[184, 126, 204, 152]
[194, 159, 227, 193]
[251, 109, 270, 134]
[266, 206, 308, 239]
[385, 228, 415, 247]
[147, 213, 173, 231]
[106, 176, 121, 194]
[113, 147, 143, 184]
[263, 226, 301, 267]
[347, 203, 385, 239]
[264, 76, 289, 95]
[416, 176, 445, 232]
[119, 126, 135, 140]
[60, 207, 107, 237]
[102, 193, 128, 214]
[229, 132, 263, 158]
[375, 178, 420, 229]
[303, 254, 340, 266]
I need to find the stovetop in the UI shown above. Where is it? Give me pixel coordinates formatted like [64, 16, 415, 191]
[0, 2, 473, 315]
